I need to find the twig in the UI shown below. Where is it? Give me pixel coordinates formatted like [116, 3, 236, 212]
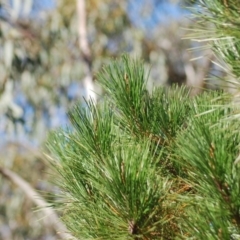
[0, 167, 74, 240]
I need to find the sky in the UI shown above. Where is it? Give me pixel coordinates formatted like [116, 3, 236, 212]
[7, 0, 186, 28]
[128, 0, 186, 31]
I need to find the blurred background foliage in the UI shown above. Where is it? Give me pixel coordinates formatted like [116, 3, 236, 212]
[0, 0, 224, 239]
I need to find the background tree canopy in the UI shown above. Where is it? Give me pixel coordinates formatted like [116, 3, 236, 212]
[0, 0, 227, 239]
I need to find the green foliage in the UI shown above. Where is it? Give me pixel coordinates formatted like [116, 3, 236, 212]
[48, 55, 240, 239]
[46, 1, 240, 239]
[98, 56, 191, 145]
[174, 95, 240, 239]
[189, 0, 240, 85]
[48, 59, 183, 239]
[0, 1, 210, 239]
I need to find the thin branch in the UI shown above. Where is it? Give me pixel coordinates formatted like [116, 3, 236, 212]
[77, 0, 91, 68]
[76, 0, 96, 102]
[0, 167, 74, 240]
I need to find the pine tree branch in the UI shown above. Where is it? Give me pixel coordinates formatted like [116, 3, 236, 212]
[0, 166, 74, 240]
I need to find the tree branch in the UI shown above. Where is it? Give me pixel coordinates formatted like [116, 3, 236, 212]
[0, 167, 74, 240]
[76, 0, 96, 102]
[77, 0, 91, 68]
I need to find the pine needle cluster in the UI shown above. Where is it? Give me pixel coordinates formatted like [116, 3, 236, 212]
[188, 0, 240, 87]
[47, 1, 240, 239]
[47, 55, 240, 239]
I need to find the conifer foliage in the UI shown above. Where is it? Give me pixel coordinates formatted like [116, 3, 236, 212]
[48, 55, 240, 239]
[47, 1, 240, 239]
